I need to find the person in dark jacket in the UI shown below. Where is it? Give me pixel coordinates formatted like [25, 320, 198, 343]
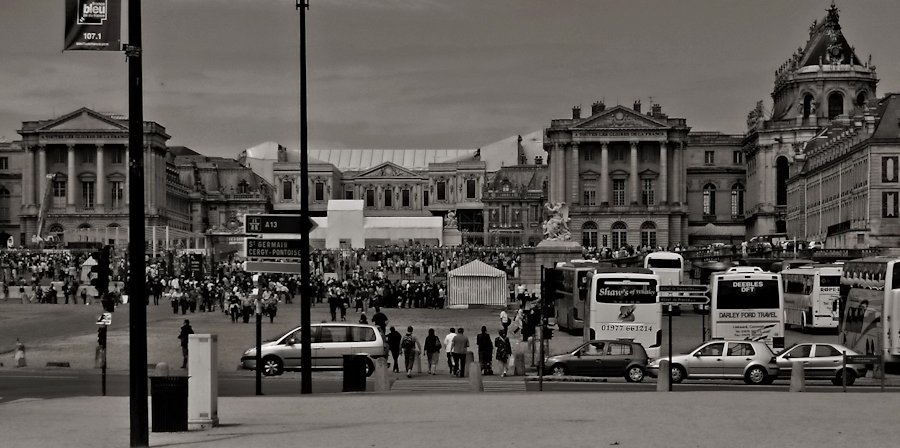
[423, 328, 442, 375]
[387, 326, 402, 373]
[178, 319, 194, 369]
[476, 326, 494, 375]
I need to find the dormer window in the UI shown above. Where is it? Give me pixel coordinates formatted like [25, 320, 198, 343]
[502, 181, 510, 192]
[238, 180, 250, 194]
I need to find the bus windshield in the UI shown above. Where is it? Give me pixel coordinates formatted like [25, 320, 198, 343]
[595, 278, 658, 304]
[715, 279, 780, 309]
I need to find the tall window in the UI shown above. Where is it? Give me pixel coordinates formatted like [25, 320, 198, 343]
[704, 151, 715, 164]
[0, 157, 7, 170]
[731, 183, 745, 217]
[345, 190, 354, 200]
[83, 151, 94, 164]
[365, 189, 375, 207]
[111, 149, 124, 164]
[110, 181, 124, 208]
[733, 151, 743, 164]
[437, 181, 446, 201]
[82, 181, 95, 209]
[584, 149, 595, 161]
[0, 188, 9, 222]
[238, 180, 249, 194]
[612, 179, 626, 206]
[642, 179, 655, 205]
[582, 222, 598, 248]
[384, 189, 393, 207]
[53, 148, 66, 164]
[828, 92, 844, 119]
[282, 180, 293, 201]
[640, 221, 657, 248]
[315, 182, 324, 201]
[583, 180, 596, 206]
[401, 189, 410, 207]
[803, 94, 814, 118]
[501, 205, 510, 224]
[611, 221, 627, 248]
[53, 181, 66, 207]
[703, 183, 716, 216]
[614, 147, 625, 161]
[423, 191, 429, 207]
[466, 179, 476, 199]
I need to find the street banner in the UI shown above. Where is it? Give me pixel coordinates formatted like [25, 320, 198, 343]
[64, 0, 121, 51]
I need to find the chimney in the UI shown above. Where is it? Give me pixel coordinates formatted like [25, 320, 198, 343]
[651, 103, 662, 116]
[572, 106, 581, 119]
[534, 155, 543, 165]
[633, 100, 642, 113]
[591, 101, 606, 115]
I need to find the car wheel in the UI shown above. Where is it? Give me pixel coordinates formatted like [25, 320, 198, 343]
[744, 366, 767, 385]
[625, 365, 645, 383]
[551, 364, 568, 376]
[832, 369, 856, 386]
[262, 356, 284, 377]
[670, 365, 686, 384]
[365, 358, 376, 378]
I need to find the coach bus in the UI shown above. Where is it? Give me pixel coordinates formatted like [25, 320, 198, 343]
[644, 251, 685, 315]
[781, 265, 842, 332]
[553, 260, 606, 334]
[838, 257, 900, 365]
[588, 268, 662, 359]
[710, 270, 785, 350]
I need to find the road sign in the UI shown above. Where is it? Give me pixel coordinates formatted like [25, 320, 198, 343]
[245, 238, 305, 259]
[660, 285, 709, 293]
[244, 261, 304, 274]
[96, 312, 112, 325]
[659, 295, 710, 304]
[245, 214, 317, 234]
[846, 354, 882, 364]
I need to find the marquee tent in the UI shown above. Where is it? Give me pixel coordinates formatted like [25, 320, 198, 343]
[446, 260, 508, 309]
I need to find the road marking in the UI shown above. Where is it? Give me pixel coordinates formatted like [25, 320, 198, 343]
[391, 379, 525, 392]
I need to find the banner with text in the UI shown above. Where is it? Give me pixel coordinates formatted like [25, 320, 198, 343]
[64, 0, 121, 51]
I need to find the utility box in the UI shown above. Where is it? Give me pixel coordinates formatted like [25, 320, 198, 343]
[188, 334, 219, 430]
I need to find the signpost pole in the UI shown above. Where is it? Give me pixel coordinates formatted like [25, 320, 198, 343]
[297, 0, 312, 395]
[880, 354, 885, 392]
[842, 351, 846, 392]
[539, 266, 544, 392]
[256, 297, 263, 396]
[102, 324, 107, 397]
[668, 311, 672, 392]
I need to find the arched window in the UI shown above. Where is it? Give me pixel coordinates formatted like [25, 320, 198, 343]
[48, 224, 64, 233]
[828, 92, 843, 119]
[703, 184, 716, 216]
[0, 188, 9, 222]
[582, 222, 598, 248]
[611, 221, 627, 248]
[78, 223, 91, 229]
[856, 91, 867, 108]
[640, 221, 657, 248]
[803, 94, 814, 118]
[776, 157, 789, 206]
[731, 183, 745, 217]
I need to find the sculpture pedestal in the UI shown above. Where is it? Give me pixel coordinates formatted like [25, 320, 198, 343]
[442, 228, 462, 246]
[518, 240, 584, 294]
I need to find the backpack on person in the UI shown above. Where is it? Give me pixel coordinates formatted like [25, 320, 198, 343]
[401, 334, 414, 350]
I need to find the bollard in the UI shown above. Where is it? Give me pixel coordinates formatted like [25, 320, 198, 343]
[789, 361, 805, 392]
[656, 360, 670, 392]
[155, 362, 170, 377]
[374, 358, 391, 392]
[466, 351, 483, 392]
[14, 339, 26, 367]
[513, 347, 526, 376]
[414, 348, 422, 374]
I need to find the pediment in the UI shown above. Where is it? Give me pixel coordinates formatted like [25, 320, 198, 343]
[580, 170, 602, 180]
[355, 162, 421, 179]
[639, 169, 659, 179]
[609, 169, 631, 179]
[38, 108, 128, 132]
[574, 106, 670, 130]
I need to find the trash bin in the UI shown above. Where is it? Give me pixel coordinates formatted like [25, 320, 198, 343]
[342, 354, 367, 392]
[150, 376, 189, 432]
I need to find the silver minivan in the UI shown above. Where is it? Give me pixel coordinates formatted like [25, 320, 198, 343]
[241, 323, 389, 377]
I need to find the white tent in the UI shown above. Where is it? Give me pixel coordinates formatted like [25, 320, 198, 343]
[447, 260, 508, 309]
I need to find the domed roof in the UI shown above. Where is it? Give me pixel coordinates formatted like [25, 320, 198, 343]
[797, 4, 862, 68]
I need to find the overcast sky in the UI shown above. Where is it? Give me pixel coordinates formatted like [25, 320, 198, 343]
[1, 0, 899, 159]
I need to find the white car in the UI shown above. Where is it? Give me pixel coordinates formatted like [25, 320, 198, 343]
[647, 340, 780, 385]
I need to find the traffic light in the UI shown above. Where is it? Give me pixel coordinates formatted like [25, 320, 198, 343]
[97, 326, 107, 347]
[542, 326, 554, 340]
[98, 246, 113, 312]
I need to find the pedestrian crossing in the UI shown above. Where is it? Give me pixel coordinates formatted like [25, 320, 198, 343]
[390, 378, 526, 393]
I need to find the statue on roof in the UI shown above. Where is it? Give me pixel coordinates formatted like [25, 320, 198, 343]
[444, 211, 458, 229]
[542, 202, 571, 241]
[809, 19, 817, 36]
[826, 3, 840, 27]
[746, 100, 765, 131]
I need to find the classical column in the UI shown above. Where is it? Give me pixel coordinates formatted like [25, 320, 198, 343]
[600, 142, 609, 205]
[659, 141, 668, 204]
[124, 144, 129, 206]
[37, 145, 47, 202]
[671, 142, 680, 204]
[144, 145, 150, 211]
[630, 141, 639, 204]
[570, 142, 580, 205]
[96, 144, 105, 208]
[680, 142, 687, 205]
[67, 144, 76, 210]
[23, 145, 34, 207]
[549, 143, 560, 203]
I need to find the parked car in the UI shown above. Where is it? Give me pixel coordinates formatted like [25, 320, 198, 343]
[543, 340, 649, 382]
[647, 339, 779, 385]
[241, 323, 389, 377]
[775, 342, 867, 386]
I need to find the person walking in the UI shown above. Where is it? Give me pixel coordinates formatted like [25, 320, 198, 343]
[500, 309, 511, 333]
[387, 326, 402, 373]
[371, 310, 388, 335]
[178, 319, 194, 369]
[476, 326, 494, 375]
[451, 327, 469, 378]
[423, 328, 442, 375]
[443, 328, 457, 375]
[401, 326, 420, 378]
[494, 329, 512, 377]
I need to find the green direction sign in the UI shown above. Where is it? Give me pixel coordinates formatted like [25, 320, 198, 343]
[846, 355, 882, 364]
[245, 214, 317, 234]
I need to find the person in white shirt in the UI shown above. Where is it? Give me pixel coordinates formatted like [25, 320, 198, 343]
[443, 328, 457, 376]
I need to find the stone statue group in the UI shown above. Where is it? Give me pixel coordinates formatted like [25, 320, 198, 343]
[542, 202, 571, 241]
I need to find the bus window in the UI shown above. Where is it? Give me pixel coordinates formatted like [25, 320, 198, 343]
[646, 258, 682, 269]
[715, 280, 781, 309]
